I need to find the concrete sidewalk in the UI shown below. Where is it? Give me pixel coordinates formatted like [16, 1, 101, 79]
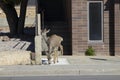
[0, 56, 120, 76]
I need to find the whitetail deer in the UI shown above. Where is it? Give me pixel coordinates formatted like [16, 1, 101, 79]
[41, 29, 63, 64]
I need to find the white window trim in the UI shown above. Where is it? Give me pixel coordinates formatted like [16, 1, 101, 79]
[87, 1, 104, 43]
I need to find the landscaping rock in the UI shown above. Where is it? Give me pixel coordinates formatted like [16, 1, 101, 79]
[0, 50, 31, 65]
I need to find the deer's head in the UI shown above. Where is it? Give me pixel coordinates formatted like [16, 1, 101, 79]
[41, 29, 50, 36]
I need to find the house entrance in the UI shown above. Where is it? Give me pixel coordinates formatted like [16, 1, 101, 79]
[37, 0, 72, 55]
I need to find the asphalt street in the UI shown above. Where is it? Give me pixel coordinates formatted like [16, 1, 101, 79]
[0, 76, 120, 80]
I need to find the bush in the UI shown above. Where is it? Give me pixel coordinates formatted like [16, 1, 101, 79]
[85, 46, 95, 56]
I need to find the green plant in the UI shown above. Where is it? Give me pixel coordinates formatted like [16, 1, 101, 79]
[85, 46, 95, 56]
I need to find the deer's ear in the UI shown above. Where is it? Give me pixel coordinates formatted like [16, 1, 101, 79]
[46, 29, 50, 33]
[44, 28, 47, 31]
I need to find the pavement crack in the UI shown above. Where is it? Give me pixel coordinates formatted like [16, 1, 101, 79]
[79, 70, 80, 75]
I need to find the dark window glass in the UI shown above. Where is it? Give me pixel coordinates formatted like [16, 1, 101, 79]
[89, 2, 102, 40]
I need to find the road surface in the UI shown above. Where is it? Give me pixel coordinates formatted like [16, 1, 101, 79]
[0, 76, 120, 80]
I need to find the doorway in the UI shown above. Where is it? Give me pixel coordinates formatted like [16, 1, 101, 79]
[37, 0, 72, 55]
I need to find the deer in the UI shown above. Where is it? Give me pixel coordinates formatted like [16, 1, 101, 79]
[41, 29, 63, 64]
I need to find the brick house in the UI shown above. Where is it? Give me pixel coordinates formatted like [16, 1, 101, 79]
[36, 0, 120, 56]
[0, 0, 119, 56]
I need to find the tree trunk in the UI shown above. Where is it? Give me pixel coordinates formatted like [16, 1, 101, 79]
[0, 0, 18, 35]
[18, 0, 28, 35]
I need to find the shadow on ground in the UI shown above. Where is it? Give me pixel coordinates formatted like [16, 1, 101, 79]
[0, 27, 35, 52]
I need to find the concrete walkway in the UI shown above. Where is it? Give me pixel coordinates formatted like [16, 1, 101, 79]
[0, 56, 120, 76]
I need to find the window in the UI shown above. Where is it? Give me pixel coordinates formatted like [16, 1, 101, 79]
[88, 1, 103, 41]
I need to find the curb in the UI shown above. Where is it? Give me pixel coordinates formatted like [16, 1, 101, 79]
[0, 65, 120, 76]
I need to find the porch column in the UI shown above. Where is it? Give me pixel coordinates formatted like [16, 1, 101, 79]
[34, 0, 42, 64]
[114, 1, 120, 55]
[35, 14, 42, 65]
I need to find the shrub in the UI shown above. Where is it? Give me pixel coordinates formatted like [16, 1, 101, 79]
[85, 46, 95, 56]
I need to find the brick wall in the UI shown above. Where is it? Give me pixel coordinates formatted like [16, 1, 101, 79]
[72, 0, 110, 56]
[72, 0, 87, 55]
[114, 0, 120, 55]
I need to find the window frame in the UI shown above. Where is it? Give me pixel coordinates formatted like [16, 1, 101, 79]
[87, 1, 104, 42]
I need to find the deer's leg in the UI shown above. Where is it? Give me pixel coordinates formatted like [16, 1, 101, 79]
[60, 45, 63, 55]
[53, 50, 56, 64]
[54, 47, 59, 63]
[56, 51, 59, 63]
[47, 53, 52, 64]
[46, 52, 51, 64]
[48, 45, 52, 64]
[53, 50, 58, 64]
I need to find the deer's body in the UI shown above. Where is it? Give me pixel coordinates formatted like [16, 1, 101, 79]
[47, 34, 63, 64]
[41, 29, 63, 64]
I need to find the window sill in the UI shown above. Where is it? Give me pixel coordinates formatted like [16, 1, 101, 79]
[88, 41, 104, 45]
